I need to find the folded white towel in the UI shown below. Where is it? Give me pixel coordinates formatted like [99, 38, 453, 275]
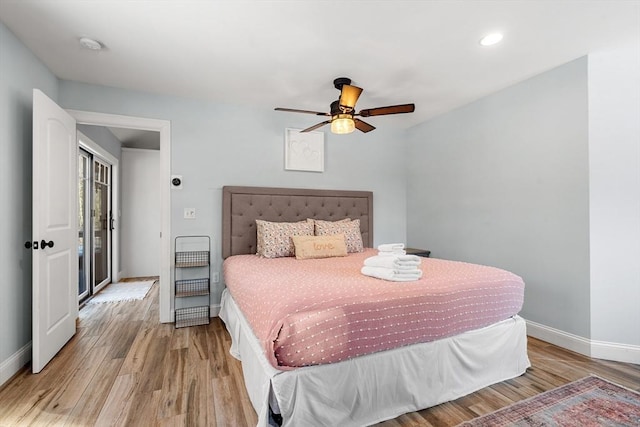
[377, 250, 406, 256]
[364, 255, 422, 269]
[378, 243, 405, 252]
[361, 266, 423, 282]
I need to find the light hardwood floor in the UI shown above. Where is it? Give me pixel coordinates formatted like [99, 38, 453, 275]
[1, 282, 638, 426]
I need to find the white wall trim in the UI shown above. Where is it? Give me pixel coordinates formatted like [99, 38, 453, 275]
[591, 339, 640, 365]
[210, 303, 221, 318]
[526, 319, 640, 364]
[0, 342, 31, 387]
[67, 110, 172, 323]
[526, 319, 592, 357]
[121, 147, 158, 153]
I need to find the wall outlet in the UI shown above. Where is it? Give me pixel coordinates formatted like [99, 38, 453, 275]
[212, 272, 220, 283]
[184, 208, 196, 219]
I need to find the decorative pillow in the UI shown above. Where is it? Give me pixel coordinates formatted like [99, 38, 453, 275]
[306, 217, 350, 228]
[291, 235, 348, 260]
[256, 219, 314, 258]
[314, 218, 364, 253]
[307, 217, 351, 223]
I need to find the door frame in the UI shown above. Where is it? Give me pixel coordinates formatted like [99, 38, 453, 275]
[78, 131, 118, 295]
[77, 147, 92, 301]
[68, 110, 171, 323]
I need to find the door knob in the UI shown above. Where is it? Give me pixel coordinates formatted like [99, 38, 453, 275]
[40, 240, 54, 249]
[25, 241, 37, 249]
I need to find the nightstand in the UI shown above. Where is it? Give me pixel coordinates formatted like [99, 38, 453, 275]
[405, 247, 431, 258]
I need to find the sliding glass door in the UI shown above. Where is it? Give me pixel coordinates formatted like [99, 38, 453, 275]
[93, 159, 111, 291]
[78, 149, 112, 302]
[78, 150, 91, 301]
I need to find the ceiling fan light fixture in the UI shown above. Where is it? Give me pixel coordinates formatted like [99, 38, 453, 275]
[331, 115, 355, 134]
[275, 77, 415, 134]
[339, 85, 363, 110]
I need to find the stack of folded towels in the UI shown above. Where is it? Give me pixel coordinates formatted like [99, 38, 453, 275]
[361, 243, 423, 282]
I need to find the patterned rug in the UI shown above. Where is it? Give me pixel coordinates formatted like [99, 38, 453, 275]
[459, 376, 640, 426]
[87, 280, 155, 303]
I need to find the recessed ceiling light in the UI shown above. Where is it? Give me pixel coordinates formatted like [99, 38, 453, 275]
[79, 37, 103, 50]
[479, 33, 503, 47]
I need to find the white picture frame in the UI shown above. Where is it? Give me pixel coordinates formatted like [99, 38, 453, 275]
[284, 128, 324, 172]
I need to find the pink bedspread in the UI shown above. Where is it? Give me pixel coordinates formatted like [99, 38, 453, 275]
[223, 249, 524, 369]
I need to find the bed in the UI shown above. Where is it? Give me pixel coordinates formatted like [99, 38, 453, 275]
[219, 186, 530, 427]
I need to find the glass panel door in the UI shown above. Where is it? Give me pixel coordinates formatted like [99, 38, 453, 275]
[93, 159, 111, 292]
[78, 150, 113, 301]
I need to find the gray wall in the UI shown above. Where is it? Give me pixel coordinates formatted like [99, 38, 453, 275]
[406, 57, 591, 338]
[58, 80, 408, 305]
[0, 23, 58, 369]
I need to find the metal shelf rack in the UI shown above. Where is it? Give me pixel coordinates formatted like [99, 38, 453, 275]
[174, 235, 210, 328]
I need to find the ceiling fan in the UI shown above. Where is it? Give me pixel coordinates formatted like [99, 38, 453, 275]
[275, 77, 415, 134]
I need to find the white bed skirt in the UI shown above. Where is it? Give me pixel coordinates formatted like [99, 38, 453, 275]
[219, 288, 531, 427]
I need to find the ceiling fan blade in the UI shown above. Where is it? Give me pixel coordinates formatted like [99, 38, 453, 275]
[275, 107, 330, 116]
[301, 120, 331, 132]
[358, 103, 415, 117]
[339, 85, 363, 110]
[354, 118, 376, 133]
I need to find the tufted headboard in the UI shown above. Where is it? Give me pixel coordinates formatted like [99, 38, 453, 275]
[222, 186, 373, 259]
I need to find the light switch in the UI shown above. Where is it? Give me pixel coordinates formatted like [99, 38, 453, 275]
[184, 208, 196, 219]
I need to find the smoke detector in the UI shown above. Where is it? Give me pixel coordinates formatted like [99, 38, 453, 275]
[79, 37, 103, 50]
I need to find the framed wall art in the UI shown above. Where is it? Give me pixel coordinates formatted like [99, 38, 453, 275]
[284, 128, 324, 172]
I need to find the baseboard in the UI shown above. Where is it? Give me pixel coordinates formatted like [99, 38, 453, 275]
[525, 319, 640, 364]
[591, 339, 640, 365]
[525, 319, 592, 356]
[210, 303, 221, 317]
[0, 342, 31, 387]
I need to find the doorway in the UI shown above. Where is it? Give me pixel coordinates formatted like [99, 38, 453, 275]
[78, 146, 114, 302]
[68, 109, 172, 323]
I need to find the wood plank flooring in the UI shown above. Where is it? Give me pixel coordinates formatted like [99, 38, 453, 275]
[1, 282, 638, 426]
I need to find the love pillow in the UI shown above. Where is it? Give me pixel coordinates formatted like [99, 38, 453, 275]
[291, 234, 348, 260]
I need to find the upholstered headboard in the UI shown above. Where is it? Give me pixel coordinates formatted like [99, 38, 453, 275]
[222, 186, 373, 259]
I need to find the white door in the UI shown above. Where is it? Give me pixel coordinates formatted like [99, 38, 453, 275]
[32, 89, 78, 373]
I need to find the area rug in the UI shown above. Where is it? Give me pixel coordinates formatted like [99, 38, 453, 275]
[87, 280, 155, 303]
[459, 375, 640, 426]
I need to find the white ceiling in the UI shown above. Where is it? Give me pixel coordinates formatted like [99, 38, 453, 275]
[108, 127, 160, 150]
[1, 1, 638, 130]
